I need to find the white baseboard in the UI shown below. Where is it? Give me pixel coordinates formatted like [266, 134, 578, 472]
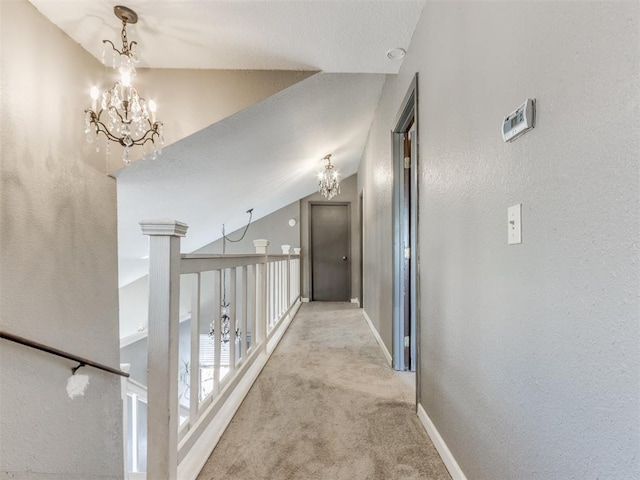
[361, 309, 392, 367]
[301, 297, 310, 303]
[417, 403, 467, 480]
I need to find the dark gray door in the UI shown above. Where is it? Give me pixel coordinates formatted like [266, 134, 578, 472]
[310, 203, 350, 301]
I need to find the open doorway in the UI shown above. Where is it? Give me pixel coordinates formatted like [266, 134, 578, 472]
[392, 75, 419, 379]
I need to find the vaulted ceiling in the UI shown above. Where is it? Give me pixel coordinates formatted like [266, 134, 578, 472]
[28, 0, 426, 286]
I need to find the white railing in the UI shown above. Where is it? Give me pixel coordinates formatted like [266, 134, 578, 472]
[124, 220, 301, 480]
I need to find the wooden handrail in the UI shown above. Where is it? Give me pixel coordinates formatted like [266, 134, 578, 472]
[0, 330, 130, 378]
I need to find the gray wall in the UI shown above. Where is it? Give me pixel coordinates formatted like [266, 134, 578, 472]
[300, 174, 360, 301]
[358, 2, 639, 479]
[196, 201, 300, 255]
[0, 1, 123, 478]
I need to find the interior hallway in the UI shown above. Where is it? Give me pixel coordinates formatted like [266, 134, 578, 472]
[197, 302, 451, 480]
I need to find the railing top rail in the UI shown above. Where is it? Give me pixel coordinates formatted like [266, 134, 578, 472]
[266, 254, 300, 261]
[0, 330, 130, 378]
[181, 254, 264, 260]
[180, 254, 265, 274]
[180, 253, 299, 274]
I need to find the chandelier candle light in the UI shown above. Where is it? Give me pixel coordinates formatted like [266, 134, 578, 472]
[84, 5, 163, 164]
[318, 154, 340, 199]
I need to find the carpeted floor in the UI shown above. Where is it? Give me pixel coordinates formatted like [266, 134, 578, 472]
[197, 302, 452, 480]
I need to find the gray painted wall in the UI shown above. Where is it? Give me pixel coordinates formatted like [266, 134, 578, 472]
[300, 174, 360, 301]
[359, 2, 639, 479]
[0, 1, 123, 478]
[196, 201, 300, 255]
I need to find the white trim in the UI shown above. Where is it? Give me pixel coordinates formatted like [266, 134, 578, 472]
[362, 309, 392, 367]
[139, 218, 188, 237]
[417, 403, 467, 480]
[301, 297, 310, 303]
[176, 299, 301, 480]
[350, 297, 359, 304]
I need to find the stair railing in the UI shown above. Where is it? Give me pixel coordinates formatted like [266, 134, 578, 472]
[127, 219, 300, 480]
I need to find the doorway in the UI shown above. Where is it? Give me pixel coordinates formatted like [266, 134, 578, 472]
[309, 203, 351, 301]
[392, 75, 419, 375]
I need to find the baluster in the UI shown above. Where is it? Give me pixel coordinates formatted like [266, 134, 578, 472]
[286, 254, 291, 310]
[240, 266, 248, 360]
[213, 269, 221, 394]
[229, 267, 237, 372]
[253, 240, 268, 346]
[189, 273, 201, 425]
[247, 264, 256, 352]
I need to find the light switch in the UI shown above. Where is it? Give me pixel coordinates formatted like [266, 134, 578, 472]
[508, 204, 522, 244]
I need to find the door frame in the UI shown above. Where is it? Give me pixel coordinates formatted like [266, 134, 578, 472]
[308, 201, 352, 301]
[358, 190, 364, 308]
[392, 74, 420, 383]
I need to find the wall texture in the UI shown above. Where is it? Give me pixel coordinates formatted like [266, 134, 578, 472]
[358, 2, 639, 479]
[300, 174, 360, 301]
[107, 69, 314, 173]
[0, 1, 123, 478]
[196, 201, 300, 255]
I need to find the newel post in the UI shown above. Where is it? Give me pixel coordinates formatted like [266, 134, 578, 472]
[253, 239, 269, 344]
[140, 219, 188, 480]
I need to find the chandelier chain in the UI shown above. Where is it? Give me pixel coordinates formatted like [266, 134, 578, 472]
[121, 20, 129, 55]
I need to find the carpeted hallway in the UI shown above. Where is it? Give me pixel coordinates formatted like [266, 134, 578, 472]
[197, 302, 451, 480]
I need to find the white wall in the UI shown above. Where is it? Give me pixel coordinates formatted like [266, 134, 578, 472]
[359, 2, 639, 479]
[0, 1, 123, 478]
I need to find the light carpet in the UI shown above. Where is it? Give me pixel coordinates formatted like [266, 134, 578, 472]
[197, 302, 451, 480]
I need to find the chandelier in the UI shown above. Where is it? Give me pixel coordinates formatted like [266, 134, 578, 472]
[84, 6, 163, 164]
[318, 154, 340, 199]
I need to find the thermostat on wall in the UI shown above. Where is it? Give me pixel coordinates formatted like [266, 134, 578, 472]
[502, 98, 536, 142]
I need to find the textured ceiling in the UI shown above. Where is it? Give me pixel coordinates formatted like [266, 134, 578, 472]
[28, 0, 425, 73]
[115, 73, 385, 286]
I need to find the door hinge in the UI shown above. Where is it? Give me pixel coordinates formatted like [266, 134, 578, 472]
[404, 247, 411, 259]
[404, 336, 410, 348]
[404, 156, 411, 169]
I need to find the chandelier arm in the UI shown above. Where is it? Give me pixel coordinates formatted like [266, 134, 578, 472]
[133, 129, 160, 147]
[102, 39, 123, 56]
[107, 106, 130, 125]
[92, 119, 126, 145]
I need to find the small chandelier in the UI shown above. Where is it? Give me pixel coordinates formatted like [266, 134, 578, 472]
[84, 5, 163, 164]
[318, 154, 340, 200]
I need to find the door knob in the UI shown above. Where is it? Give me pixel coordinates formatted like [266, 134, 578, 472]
[342, 256, 348, 261]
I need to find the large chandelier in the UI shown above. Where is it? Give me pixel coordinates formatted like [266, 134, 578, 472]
[318, 154, 340, 199]
[84, 5, 163, 164]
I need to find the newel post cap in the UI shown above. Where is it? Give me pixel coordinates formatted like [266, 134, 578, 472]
[293, 247, 301, 255]
[253, 239, 269, 254]
[140, 219, 189, 237]
[281, 245, 291, 254]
